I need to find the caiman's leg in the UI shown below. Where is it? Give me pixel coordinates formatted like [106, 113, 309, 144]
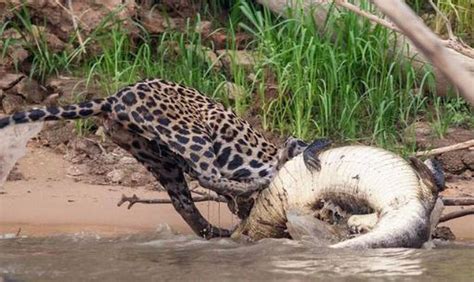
[347, 213, 378, 234]
[423, 158, 445, 191]
[303, 138, 332, 171]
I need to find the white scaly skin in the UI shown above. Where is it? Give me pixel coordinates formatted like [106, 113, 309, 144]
[233, 145, 438, 248]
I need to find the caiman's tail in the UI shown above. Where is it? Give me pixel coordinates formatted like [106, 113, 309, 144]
[0, 98, 113, 129]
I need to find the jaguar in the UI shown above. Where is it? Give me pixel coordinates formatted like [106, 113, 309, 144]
[0, 78, 329, 238]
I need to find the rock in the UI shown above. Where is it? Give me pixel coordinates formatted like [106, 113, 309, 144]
[0, 30, 30, 69]
[1, 93, 25, 114]
[3, 0, 137, 45]
[6, 165, 24, 181]
[438, 151, 467, 174]
[45, 76, 97, 105]
[101, 153, 120, 165]
[119, 156, 137, 165]
[195, 21, 212, 35]
[460, 169, 472, 180]
[0, 72, 25, 90]
[38, 122, 76, 147]
[71, 138, 103, 157]
[67, 165, 88, 177]
[106, 169, 125, 183]
[224, 82, 246, 100]
[403, 121, 432, 145]
[141, 9, 207, 35]
[203, 49, 222, 70]
[210, 32, 253, 50]
[432, 226, 455, 240]
[0, 45, 29, 70]
[129, 171, 155, 186]
[30, 25, 70, 53]
[462, 151, 474, 170]
[0, 1, 13, 22]
[7, 77, 47, 104]
[141, 9, 168, 34]
[216, 50, 258, 73]
[184, 45, 222, 70]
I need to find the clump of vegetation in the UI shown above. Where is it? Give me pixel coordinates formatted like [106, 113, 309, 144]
[1, 0, 472, 153]
[408, 0, 472, 44]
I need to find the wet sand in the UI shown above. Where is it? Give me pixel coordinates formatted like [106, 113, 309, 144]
[0, 146, 472, 239]
[0, 147, 236, 237]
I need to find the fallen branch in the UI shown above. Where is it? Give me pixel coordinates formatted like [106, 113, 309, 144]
[117, 193, 227, 209]
[335, 0, 399, 32]
[428, 0, 454, 40]
[439, 208, 474, 223]
[335, 0, 474, 59]
[415, 139, 474, 157]
[257, 0, 474, 98]
[442, 197, 474, 206]
[371, 0, 474, 105]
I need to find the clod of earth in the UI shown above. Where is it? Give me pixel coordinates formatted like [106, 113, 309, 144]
[232, 145, 441, 249]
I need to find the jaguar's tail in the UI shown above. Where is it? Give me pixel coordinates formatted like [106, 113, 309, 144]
[0, 98, 113, 129]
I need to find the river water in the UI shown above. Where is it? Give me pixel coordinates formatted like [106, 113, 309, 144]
[1, 227, 473, 281]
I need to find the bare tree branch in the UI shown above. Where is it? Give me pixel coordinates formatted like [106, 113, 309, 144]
[428, 0, 454, 39]
[117, 193, 227, 209]
[371, 0, 474, 105]
[334, 0, 474, 59]
[439, 208, 474, 223]
[415, 139, 474, 157]
[442, 197, 474, 206]
[257, 0, 474, 98]
[335, 0, 399, 31]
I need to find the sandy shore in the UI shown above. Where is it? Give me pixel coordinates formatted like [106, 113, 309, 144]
[0, 146, 236, 237]
[0, 146, 472, 240]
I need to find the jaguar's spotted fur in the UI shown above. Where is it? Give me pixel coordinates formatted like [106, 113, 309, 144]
[0, 78, 312, 238]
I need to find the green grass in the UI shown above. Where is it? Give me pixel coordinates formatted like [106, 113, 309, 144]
[0, 0, 472, 153]
[408, 0, 472, 44]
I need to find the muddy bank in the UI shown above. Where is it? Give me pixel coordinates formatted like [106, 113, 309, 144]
[0, 142, 472, 240]
[0, 145, 236, 237]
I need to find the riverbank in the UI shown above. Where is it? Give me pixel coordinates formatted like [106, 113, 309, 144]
[0, 145, 236, 238]
[0, 144, 472, 240]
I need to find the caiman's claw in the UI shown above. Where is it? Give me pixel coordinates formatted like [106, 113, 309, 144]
[303, 138, 331, 171]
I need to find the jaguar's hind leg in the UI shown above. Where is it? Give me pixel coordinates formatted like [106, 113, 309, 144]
[104, 121, 231, 238]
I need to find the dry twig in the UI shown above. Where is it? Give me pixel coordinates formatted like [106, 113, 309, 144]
[370, 0, 474, 105]
[54, 0, 86, 54]
[428, 0, 454, 39]
[117, 193, 227, 209]
[415, 139, 474, 157]
[15, 227, 22, 237]
[335, 0, 399, 31]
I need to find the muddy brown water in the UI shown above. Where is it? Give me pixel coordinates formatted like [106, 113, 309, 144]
[1, 230, 473, 281]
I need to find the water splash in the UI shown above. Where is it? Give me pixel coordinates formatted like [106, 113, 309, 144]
[0, 122, 43, 187]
